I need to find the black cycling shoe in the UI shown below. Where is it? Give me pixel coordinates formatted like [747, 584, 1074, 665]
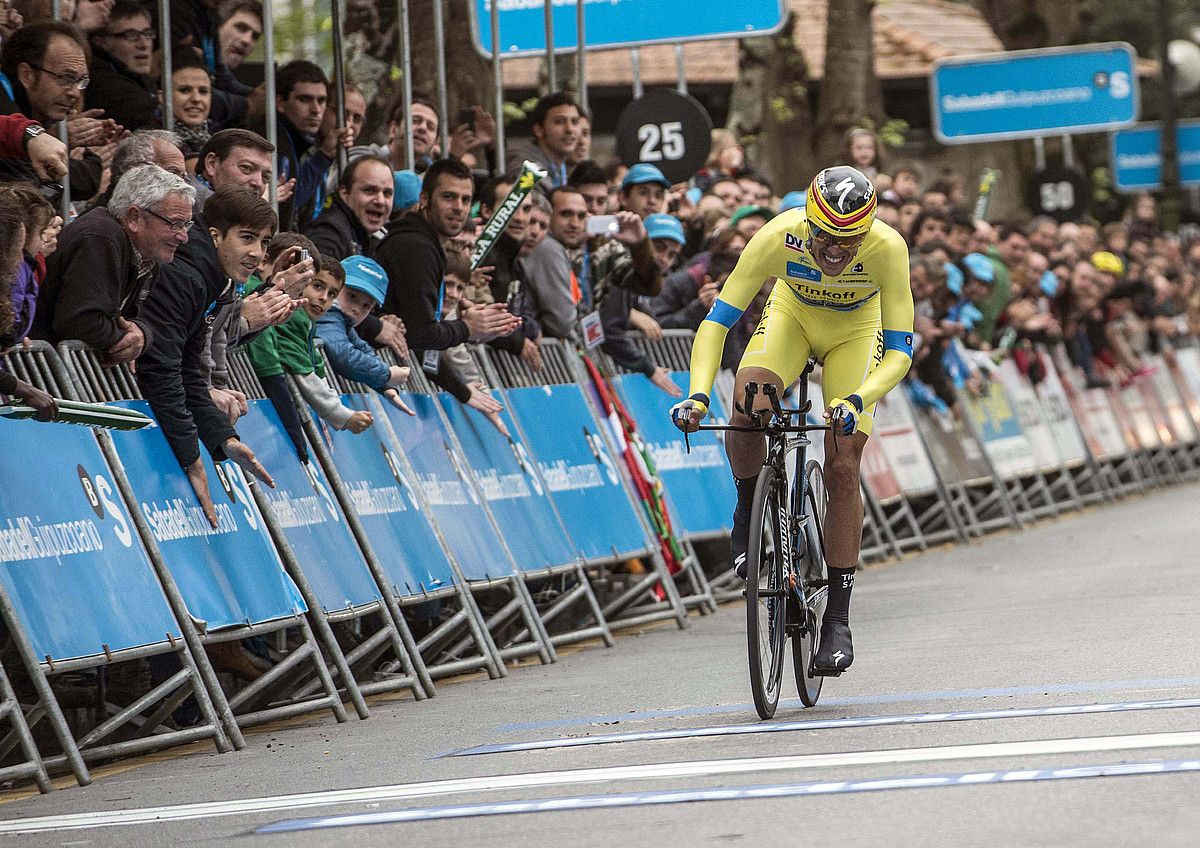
[812, 618, 853, 676]
[731, 500, 751, 580]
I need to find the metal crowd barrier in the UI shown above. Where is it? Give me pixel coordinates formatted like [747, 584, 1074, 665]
[0, 342, 237, 790]
[316, 345, 567, 668]
[476, 338, 695, 629]
[58, 343, 358, 732]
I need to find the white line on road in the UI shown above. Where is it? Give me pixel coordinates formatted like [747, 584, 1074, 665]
[4, 730, 1200, 834]
[258, 759, 1200, 832]
[446, 697, 1200, 757]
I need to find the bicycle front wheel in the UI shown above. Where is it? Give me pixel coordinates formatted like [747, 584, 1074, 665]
[746, 464, 788, 720]
[793, 459, 829, 707]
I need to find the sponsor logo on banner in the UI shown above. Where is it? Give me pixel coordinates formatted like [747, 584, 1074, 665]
[784, 232, 805, 252]
[785, 261, 822, 282]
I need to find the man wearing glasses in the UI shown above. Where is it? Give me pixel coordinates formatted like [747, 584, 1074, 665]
[35, 163, 194, 365]
[85, 0, 158, 132]
[0, 20, 104, 202]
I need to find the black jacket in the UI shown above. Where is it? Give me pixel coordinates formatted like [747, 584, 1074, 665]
[0, 76, 102, 203]
[304, 194, 370, 261]
[600, 286, 655, 377]
[34, 207, 157, 350]
[135, 212, 239, 468]
[84, 47, 158, 132]
[375, 211, 477, 402]
[376, 211, 470, 352]
[485, 231, 540, 343]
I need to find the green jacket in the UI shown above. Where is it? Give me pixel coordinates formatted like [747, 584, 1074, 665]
[243, 277, 326, 378]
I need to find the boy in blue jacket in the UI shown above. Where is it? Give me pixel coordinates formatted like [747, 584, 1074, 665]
[316, 255, 414, 415]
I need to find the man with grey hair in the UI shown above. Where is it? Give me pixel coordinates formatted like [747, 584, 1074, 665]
[34, 164, 195, 364]
[111, 130, 188, 182]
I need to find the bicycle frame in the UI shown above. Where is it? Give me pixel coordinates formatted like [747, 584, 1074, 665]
[689, 365, 831, 605]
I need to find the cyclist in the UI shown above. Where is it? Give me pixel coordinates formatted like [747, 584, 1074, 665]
[672, 166, 913, 675]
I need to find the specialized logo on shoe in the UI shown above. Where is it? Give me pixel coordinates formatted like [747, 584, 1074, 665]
[832, 650, 846, 665]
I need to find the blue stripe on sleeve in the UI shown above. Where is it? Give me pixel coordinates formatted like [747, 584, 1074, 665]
[883, 329, 914, 357]
[705, 300, 744, 329]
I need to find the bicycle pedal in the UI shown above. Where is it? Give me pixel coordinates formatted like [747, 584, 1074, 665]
[810, 667, 843, 678]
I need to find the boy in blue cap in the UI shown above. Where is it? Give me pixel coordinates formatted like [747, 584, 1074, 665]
[619, 163, 670, 219]
[645, 212, 685, 274]
[315, 255, 415, 415]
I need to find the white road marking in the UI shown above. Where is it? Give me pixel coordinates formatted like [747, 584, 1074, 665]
[445, 697, 1200, 756]
[258, 758, 1200, 832]
[3, 730, 1200, 834]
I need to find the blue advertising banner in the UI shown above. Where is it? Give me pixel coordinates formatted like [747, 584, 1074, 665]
[315, 393, 457, 597]
[379, 394, 518, 582]
[931, 43, 1138, 144]
[240, 401, 383, 613]
[1110, 120, 1200, 191]
[106, 400, 306, 631]
[0, 418, 181, 661]
[438, 390, 576, 573]
[610, 371, 736, 537]
[472, 0, 786, 58]
[505, 384, 649, 561]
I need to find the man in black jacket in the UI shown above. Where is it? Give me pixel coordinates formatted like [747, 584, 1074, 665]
[136, 185, 276, 527]
[375, 157, 517, 405]
[34, 164, 193, 362]
[84, 1, 158, 131]
[0, 20, 103, 202]
[304, 154, 392, 260]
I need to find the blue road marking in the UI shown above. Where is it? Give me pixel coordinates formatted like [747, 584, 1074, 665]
[444, 697, 1200, 757]
[490, 677, 1200, 734]
[258, 759, 1200, 832]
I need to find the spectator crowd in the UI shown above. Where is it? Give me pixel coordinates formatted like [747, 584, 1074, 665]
[1, 0, 1200, 680]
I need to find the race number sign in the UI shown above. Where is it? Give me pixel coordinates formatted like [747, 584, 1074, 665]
[615, 90, 712, 185]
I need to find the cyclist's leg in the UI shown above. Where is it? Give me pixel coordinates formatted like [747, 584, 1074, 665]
[810, 328, 883, 672]
[727, 286, 812, 576]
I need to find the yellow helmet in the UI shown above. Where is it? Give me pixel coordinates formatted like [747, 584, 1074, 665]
[805, 166, 877, 238]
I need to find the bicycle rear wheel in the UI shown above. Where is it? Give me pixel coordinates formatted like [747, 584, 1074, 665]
[746, 464, 788, 719]
[793, 459, 829, 707]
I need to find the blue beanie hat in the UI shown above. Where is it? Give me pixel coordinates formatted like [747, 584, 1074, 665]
[341, 255, 389, 306]
[393, 169, 422, 211]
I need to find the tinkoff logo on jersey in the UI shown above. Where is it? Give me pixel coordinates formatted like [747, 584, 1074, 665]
[784, 232, 805, 253]
[785, 261, 822, 282]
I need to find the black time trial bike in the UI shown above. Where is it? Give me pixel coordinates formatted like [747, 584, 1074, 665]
[689, 365, 831, 719]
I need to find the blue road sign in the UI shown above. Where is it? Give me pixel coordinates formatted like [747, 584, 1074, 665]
[472, 0, 786, 58]
[1110, 121, 1200, 192]
[931, 43, 1139, 144]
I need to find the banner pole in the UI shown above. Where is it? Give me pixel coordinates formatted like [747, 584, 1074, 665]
[491, 0, 505, 171]
[399, 0, 414, 168]
[330, 0, 348, 176]
[263, 0, 278, 209]
[575, 0, 587, 113]
[675, 44, 686, 94]
[631, 47, 643, 98]
[543, 0, 556, 91]
[433, 0, 450, 156]
[51, 0, 70, 220]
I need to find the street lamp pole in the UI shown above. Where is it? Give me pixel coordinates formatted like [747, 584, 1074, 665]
[1157, 0, 1181, 229]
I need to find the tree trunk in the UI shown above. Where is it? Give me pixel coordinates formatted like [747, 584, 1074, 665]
[343, 0, 494, 146]
[727, 13, 815, 192]
[979, 0, 1081, 49]
[813, 0, 885, 168]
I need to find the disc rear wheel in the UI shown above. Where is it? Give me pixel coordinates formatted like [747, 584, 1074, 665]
[746, 465, 788, 720]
